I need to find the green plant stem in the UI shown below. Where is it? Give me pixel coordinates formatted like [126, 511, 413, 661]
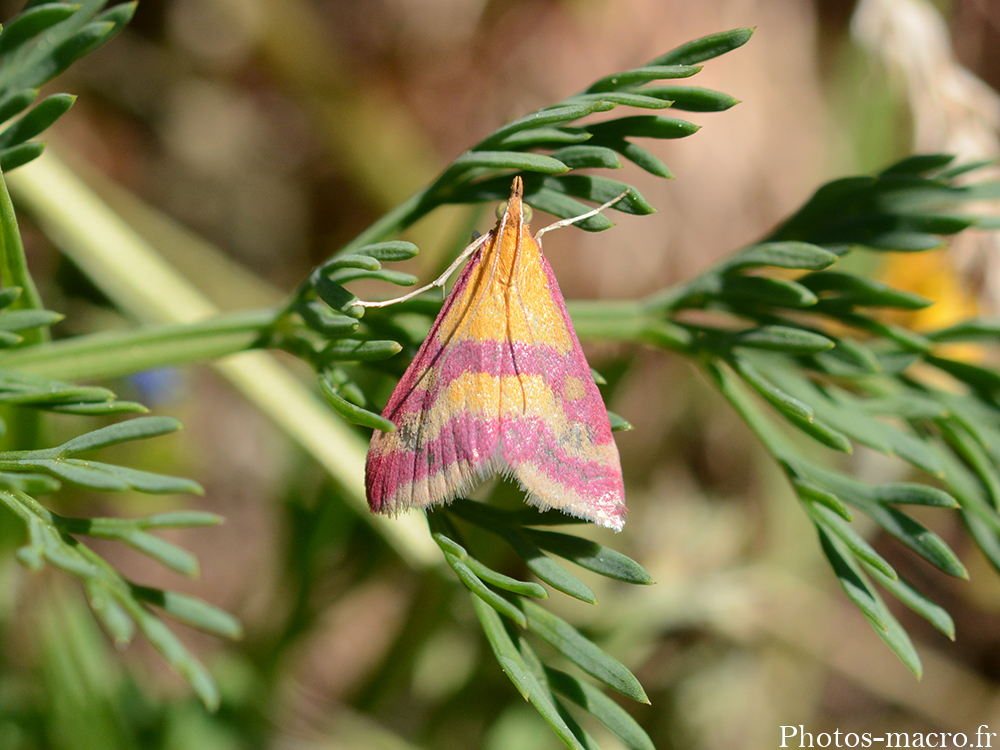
[0, 167, 48, 448]
[0, 297, 688, 386]
[0, 168, 44, 320]
[0, 309, 278, 381]
[705, 358, 796, 466]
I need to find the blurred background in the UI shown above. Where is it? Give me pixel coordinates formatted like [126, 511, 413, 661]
[1, 0, 999, 748]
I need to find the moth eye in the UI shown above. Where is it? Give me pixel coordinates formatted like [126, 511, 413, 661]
[494, 201, 533, 223]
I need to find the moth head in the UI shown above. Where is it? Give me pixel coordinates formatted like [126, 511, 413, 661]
[495, 199, 533, 224]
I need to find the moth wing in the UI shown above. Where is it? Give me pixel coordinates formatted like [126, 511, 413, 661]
[366, 242, 505, 515]
[498, 242, 626, 531]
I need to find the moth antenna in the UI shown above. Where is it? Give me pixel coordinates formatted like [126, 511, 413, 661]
[357, 232, 492, 308]
[533, 189, 631, 242]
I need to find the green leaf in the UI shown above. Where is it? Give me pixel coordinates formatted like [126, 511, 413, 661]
[134, 612, 220, 711]
[733, 326, 834, 354]
[119, 530, 200, 575]
[0, 308, 63, 330]
[899, 214, 976, 234]
[527, 189, 614, 232]
[321, 254, 381, 273]
[574, 92, 674, 110]
[329, 268, 418, 287]
[860, 562, 954, 639]
[297, 299, 360, 336]
[549, 145, 622, 170]
[312, 273, 362, 317]
[0, 330, 23, 346]
[648, 27, 754, 66]
[471, 596, 586, 750]
[321, 338, 402, 362]
[15, 458, 202, 495]
[0, 488, 226, 711]
[720, 275, 818, 307]
[608, 411, 632, 432]
[430, 525, 548, 598]
[791, 478, 852, 521]
[19, 459, 127, 491]
[522, 528, 653, 584]
[522, 599, 649, 703]
[131, 586, 243, 639]
[585, 115, 700, 140]
[85, 580, 135, 647]
[786, 412, 854, 453]
[94, 463, 203, 495]
[801, 272, 932, 309]
[880, 154, 956, 176]
[45, 20, 118, 80]
[965, 510, 1000, 572]
[806, 465, 968, 578]
[834, 311, 931, 352]
[724, 241, 837, 271]
[731, 357, 813, 421]
[484, 101, 617, 149]
[551, 698, 602, 750]
[585, 65, 701, 92]
[939, 419, 1000, 510]
[928, 318, 1000, 342]
[861, 392, 947, 421]
[765, 373, 944, 475]
[19, 0, 136, 87]
[0, 93, 75, 149]
[938, 159, 998, 180]
[929, 355, 1000, 397]
[0, 287, 22, 309]
[0, 3, 80, 56]
[874, 483, 959, 508]
[641, 85, 739, 112]
[817, 527, 922, 677]
[807, 502, 897, 580]
[0, 470, 60, 493]
[445, 500, 600, 602]
[0, 90, 38, 124]
[353, 240, 420, 262]
[445, 553, 527, 627]
[455, 150, 569, 174]
[318, 371, 394, 431]
[134, 511, 222, 529]
[604, 138, 672, 177]
[499, 127, 591, 148]
[864, 230, 944, 252]
[543, 174, 655, 215]
[0, 140, 45, 171]
[465, 555, 549, 599]
[547, 667, 655, 750]
[505, 530, 597, 604]
[54, 416, 182, 456]
[815, 338, 882, 375]
[46, 400, 148, 415]
[0, 377, 115, 405]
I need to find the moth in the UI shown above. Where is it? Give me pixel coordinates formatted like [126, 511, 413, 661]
[364, 177, 627, 530]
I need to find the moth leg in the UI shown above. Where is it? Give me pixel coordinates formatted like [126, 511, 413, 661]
[533, 189, 631, 242]
[357, 232, 492, 308]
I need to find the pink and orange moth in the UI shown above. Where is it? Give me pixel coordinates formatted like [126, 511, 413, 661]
[363, 176, 627, 531]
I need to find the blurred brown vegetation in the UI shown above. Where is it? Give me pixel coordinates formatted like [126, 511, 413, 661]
[3, 0, 1000, 749]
